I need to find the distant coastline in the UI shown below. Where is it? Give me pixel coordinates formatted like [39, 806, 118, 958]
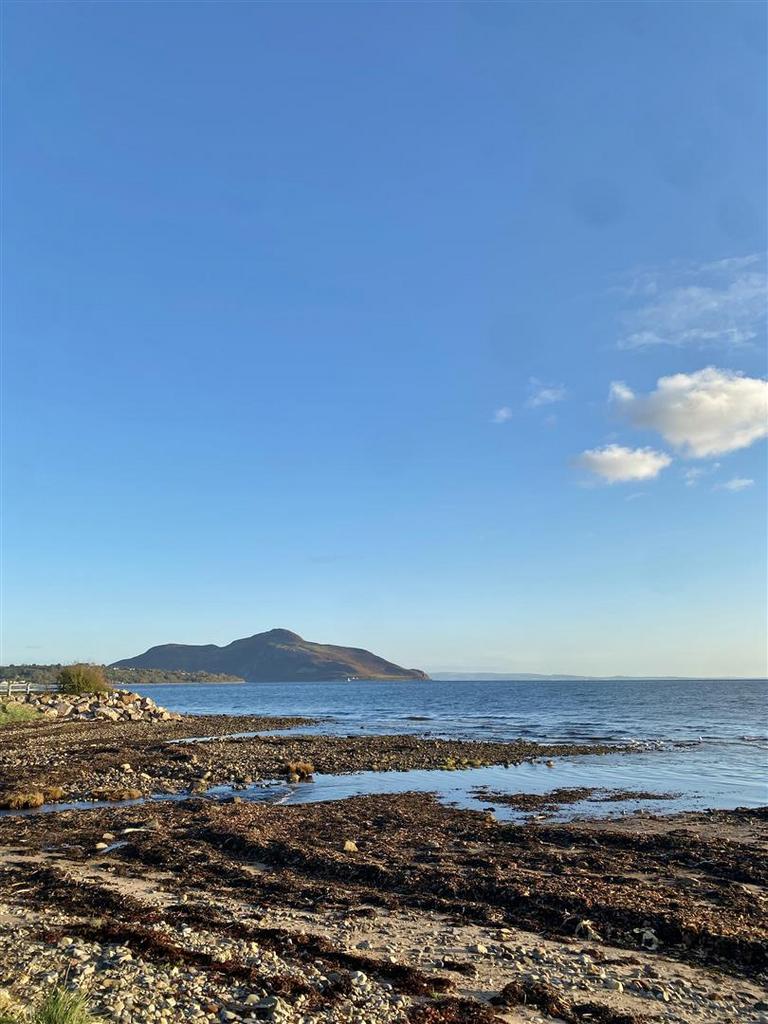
[429, 672, 768, 681]
[0, 665, 244, 686]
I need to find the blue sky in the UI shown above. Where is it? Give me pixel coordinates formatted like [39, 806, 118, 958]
[2, 1, 766, 676]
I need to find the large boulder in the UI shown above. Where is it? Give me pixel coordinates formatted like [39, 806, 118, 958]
[22, 689, 182, 724]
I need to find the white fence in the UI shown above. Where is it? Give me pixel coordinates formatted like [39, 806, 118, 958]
[1, 679, 58, 697]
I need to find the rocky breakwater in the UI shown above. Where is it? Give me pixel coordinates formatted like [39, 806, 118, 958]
[1, 689, 185, 812]
[12, 688, 183, 724]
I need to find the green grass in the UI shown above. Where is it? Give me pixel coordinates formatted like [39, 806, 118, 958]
[34, 989, 97, 1024]
[0, 702, 42, 728]
[0, 988, 98, 1024]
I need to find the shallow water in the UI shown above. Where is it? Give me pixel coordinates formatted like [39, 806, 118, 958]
[271, 746, 766, 816]
[131, 677, 767, 815]
[10, 747, 764, 820]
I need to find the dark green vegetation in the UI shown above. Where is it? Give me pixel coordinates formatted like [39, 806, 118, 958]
[112, 627, 429, 681]
[57, 663, 110, 695]
[0, 664, 244, 686]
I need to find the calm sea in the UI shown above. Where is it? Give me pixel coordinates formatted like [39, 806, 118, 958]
[133, 678, 768, 817]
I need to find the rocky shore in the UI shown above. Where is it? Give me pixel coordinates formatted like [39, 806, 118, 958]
[0, 795, 765, 1023]
[10, 689, 184, 723]
[2, 696, 766, 1022]
[0, 701, 615, 809]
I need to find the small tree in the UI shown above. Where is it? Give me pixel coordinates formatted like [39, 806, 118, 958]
[57, 663, 110, 695]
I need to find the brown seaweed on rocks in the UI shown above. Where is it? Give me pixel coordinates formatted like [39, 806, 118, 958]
[407, 997, 502, 1023]
[27, 860, 454, 1000]
[0, 709, 619, 805]
[491, 978, 650, 1023]
[9, 790, 766, 974]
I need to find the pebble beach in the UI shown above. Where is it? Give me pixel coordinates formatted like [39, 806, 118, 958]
[1, 687, 766, 1023]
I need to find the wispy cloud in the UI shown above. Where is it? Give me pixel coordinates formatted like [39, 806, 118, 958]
[575, 444, 672, 484]
[683, 462, 722, 487]
[492, 406, 513, 424]
[610, 368, 768, 458]
[717, 477, 755, 492]
[683, 467, 706, 487]
[616, 254, 767, 350]
[526, 377, 567, 408]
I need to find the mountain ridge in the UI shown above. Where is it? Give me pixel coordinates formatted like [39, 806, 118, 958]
[111, 629, 428, 682]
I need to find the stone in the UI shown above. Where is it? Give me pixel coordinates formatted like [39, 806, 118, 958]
[639, 928, 660, 950]
[251, 996, 288, 1020]
[575, 919, 601, 941]
[343, 840, 358, 852]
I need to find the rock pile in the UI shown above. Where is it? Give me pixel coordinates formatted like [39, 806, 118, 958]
[12, 689, 182, 723]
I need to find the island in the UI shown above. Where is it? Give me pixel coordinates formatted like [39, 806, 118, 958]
[111, 627, 429, 682]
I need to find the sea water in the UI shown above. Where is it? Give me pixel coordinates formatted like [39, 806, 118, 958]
[132, 677, 768, 815]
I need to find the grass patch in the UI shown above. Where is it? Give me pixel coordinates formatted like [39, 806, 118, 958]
[0, 702, 41, 728]
[34, 988, 97, 1024]
[0, 987, 98, 1024]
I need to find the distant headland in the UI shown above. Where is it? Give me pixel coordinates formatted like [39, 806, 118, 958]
[111, 628, 429, 682]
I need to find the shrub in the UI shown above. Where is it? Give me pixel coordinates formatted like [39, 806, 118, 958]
[57, 664, 110, 695]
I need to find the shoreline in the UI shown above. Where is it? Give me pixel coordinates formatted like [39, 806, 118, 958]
[1, 712, 620, 809]
[0, 793, 765, 1023]
[3, 699, 766, 1022]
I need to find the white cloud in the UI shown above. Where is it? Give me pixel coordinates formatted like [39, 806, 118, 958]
[575, 444, 672, 484]
[617, 254, 767, 349]
[611, 368, 768, 458]
[718, 477, 755, 492]
[526, 377, 566, 408]
[492, 406, 513, 424]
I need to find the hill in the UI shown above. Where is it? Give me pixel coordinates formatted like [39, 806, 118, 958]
[111, 628, 428, 682]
